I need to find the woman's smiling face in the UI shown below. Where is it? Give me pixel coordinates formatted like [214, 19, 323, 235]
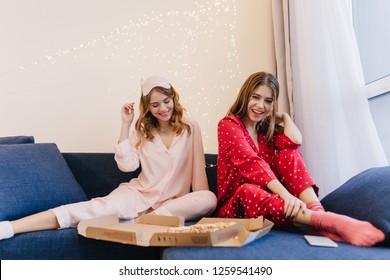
[243, 85, 274, 125]
[148, 89, 174, 123]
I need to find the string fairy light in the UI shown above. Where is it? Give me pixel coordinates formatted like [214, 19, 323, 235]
[2, 0, 241, 152]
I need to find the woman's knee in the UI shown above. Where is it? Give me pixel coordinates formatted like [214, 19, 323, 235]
[100, 189, 137, 219]
[192, 190, 217, 211]
[236, 183, 262, 197]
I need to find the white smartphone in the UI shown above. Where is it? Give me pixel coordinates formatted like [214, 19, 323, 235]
[304, 235, 339, 247]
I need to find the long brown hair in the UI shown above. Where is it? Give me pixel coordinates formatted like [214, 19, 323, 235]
[227, 72, 281, 144]
[134, 86, 190, 147]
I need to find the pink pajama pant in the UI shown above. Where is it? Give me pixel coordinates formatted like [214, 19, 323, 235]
[51, 185, 217, 228]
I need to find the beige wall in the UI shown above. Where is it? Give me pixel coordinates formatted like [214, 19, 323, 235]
[0, 0, 275, 153]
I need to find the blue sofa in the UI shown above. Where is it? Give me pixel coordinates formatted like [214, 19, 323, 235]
[0, 136, 389, 260]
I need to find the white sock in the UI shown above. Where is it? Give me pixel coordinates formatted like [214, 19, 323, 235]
[0, 221, 14, 240]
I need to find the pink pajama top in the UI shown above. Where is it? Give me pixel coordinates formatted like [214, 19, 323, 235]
[113, 117, 208, 214]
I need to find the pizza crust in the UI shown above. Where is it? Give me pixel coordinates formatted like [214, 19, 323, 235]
[165, 222, 236, 233]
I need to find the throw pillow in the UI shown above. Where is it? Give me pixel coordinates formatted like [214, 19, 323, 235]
[321, 166, 390, 245]
[0, 136, 35, 144]
[0, 143, 88, 221]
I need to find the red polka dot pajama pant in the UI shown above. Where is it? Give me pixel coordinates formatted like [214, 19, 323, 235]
[219, 148, 317, 226]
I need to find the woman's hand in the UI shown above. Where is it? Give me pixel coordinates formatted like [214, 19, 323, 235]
[121, 103, 135, 125]
[118, 103, 135, 144]
[275, 112, 302, 144]
[275, 112, 286, 125]
[280, 192, 306, 221]
[267, 179, 306, 220]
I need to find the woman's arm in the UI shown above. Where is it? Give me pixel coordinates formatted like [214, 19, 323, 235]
[114, 103, 140, 172]
[118, 103, 134, 143]
[190, 119, 209, 192]
[275, 112, 302, 145]
[114, 136, 140, 172]
[267, 179, 306, 219]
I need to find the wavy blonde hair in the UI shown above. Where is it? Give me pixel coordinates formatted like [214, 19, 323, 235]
[227, 72, 282, 144]
[134, 86, 191, 147]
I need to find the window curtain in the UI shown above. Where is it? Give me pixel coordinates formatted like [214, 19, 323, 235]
[271, 0, 293, 117]
[275, 0, 388, 198]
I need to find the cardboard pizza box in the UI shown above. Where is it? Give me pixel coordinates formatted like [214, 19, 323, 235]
[77, 214, 273, 247]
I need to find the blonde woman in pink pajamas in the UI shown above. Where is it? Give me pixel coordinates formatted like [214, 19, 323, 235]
[216, 71, 384, 247]
[0, 75, 217, 240]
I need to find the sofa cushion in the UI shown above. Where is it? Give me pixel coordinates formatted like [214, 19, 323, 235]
[0, 143, 88, 221]
[0, 228, 161, 260]
[162, 227, 390, 260]
[62, 153, 139, 199]
[0, 136, 35, 144]
[321, 166, 390, 245]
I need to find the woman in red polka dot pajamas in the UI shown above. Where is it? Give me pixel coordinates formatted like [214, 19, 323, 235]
[216, 71, 384, 247]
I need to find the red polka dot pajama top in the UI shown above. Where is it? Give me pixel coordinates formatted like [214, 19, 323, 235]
[216, 116, 318, 226]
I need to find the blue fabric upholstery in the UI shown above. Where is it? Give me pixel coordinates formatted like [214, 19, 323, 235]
[0, 143, 87, 221]
[205, 153, 218, 195]
[2, 147, 389, 260]
[0, 148, 162, 260]
[321, 166, 390, 245]
[62, 153, 140, 199]
[162, 227, 390, 260]
[163, 158, 390, 260]
[62, 153, 218, 199]
[0, 228, 161, 260]
[0, 136, 34, 144]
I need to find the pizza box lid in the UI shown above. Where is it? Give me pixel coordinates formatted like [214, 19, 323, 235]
[78, 214, 273, 247]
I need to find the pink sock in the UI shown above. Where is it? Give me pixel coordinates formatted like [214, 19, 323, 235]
[307, 226, 345, 242]
[306, 201, 325, 212]
[311, 211, 385, 246]
[306, 201, 344, 241]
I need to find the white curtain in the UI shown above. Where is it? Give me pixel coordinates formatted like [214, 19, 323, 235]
[289, 0, 388, 198]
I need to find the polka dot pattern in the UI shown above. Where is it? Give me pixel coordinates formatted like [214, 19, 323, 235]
[216, 116, 318, 226]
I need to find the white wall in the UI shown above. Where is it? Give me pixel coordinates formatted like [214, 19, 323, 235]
[369, 92, 390, 162]
[0, 0, 275, 153]
[352, 0, 390, 84]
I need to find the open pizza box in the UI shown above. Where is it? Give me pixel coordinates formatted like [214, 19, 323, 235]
[77, 214, 274, 247]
